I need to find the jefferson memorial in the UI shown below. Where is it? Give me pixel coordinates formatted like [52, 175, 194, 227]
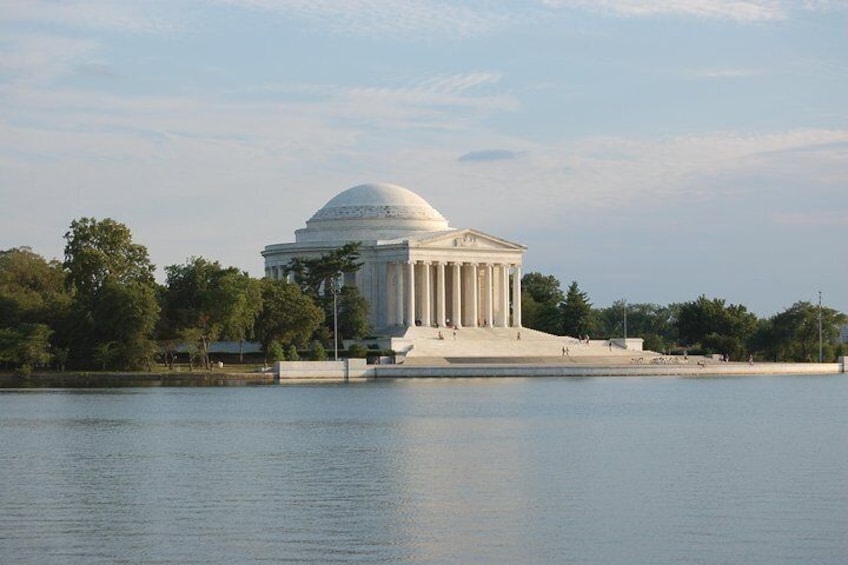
[262, 183, 526, 332]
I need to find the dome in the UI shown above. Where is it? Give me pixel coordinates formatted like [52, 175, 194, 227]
[296, 183, 450, 243]
[309, 183, 446, 223]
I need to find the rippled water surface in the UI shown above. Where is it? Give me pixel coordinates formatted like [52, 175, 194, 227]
[2, 376, 848, 564]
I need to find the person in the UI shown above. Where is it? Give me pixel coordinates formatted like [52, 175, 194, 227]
[438, 331, 444, 340]
[517, 331, 521, 341]
[562, 345, 566, 356]
[748, 354, 754, 365]
[452, 330, 457, 340]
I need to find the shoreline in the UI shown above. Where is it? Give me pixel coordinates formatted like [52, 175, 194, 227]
[6, 359, 842, 388]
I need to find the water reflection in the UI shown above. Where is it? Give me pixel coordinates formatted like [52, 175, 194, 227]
[2, 377, 848, 564]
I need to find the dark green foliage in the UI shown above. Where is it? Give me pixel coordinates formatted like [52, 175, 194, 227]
[675, 295, 758, 360]
[0, 323, 53, 369]
[282, 243, 368, 342]
[63, 217, 155, 299]
[62, 218, 159, 369]
[593, 301, 678, 352]
[346, 343, 368, 358]
[254, 278, 323, 350]
[267, 341, 286, 363]
[521, 272, 564, 335]
[284, 242, 363, 299]
[311, 341, 328, 361]
[562, 281, 592, 338]
[162, 257, 262, 369]
[753, 301, 847, 362]
[286, 344, 300, 361]
[337, 285, 371, 340]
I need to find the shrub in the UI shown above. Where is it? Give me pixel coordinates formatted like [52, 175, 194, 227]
[347, 344, 368, 358]
[286, 344, 299, 361]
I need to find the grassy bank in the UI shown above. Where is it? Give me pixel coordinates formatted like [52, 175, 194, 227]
[0, 369, 274, 388]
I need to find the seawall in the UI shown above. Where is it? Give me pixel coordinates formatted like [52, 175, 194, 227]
[274, 358, 847, 383]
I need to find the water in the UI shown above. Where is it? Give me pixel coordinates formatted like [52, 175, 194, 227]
[2, 376, 847, 564]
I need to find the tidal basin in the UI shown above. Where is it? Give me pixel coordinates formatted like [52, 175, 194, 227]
[2, 375, 847, 564]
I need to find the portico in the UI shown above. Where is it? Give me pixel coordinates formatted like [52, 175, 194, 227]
[262, 183, 526, 332]
[386, 258, 521, 329]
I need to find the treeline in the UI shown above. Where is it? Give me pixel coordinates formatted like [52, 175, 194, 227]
[1, 218, 372, 372]
[521, 272, 847, 362]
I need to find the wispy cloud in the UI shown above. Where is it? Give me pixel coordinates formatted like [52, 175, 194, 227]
[215, 0, 514, 39]
[541, 0, 787, 22]
[680, 67, 764, 80]
[0, 0, 178, 34]
[0, 33, 101, 86]
[458, 149, 519, 162]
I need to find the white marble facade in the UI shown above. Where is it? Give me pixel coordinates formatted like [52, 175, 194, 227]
[262, 183, 526, 331]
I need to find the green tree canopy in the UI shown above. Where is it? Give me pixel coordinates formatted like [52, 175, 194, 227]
[593, 301, 677, 352]
[284, 242, 363, 299]
[754, 301, 847, 362]
[521, 272, 564, 334]
[162, 257, 262, 368]
[61, 218, 159, 369]
[675, 295, 758, 359]
[0, 247, 71, 328]
[337, 285, 372, 340]
[562, 281, 592, 338]
[254, 278, 324, 350]
[63, 217, 155, 299]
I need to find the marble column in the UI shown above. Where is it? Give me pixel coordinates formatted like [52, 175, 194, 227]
[421, 261, 431, 327]
[512, 265, 522, 327]
[406, 261, 416, 327]
[436, 262, 446, 327]
[452, 262, 462, 328]
[394, 262, 404, 326]
[499, 264, 510, 327]
[485, 263, 494, 327]
[468, 263, 478, 327]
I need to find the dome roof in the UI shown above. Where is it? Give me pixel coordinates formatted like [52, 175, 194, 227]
[309, 183, 446, 223]
[296, 183, 450, 243]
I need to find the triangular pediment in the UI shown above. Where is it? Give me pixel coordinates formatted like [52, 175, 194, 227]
[408, 228, 526, 250]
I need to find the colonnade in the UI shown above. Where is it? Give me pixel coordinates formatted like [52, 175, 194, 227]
[388, 260, 521, 328]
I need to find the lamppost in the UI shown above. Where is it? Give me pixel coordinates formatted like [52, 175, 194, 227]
[333, 274, 340, 361]
[623, 298, 628, 341]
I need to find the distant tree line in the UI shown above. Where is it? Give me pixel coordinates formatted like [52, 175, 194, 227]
[0, 218, 373, 372]
[521, 272, 846, 362]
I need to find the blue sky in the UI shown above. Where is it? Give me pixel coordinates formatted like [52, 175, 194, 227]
[1, 0, 846, 317]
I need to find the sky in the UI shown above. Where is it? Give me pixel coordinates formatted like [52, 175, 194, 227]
[1, 0, 846, 317]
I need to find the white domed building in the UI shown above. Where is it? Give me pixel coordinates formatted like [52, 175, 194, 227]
[262, 183, 526, 333]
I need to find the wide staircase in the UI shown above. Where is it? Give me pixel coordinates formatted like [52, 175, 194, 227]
[390, 326, 658, 365]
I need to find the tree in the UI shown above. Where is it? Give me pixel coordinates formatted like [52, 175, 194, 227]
[0, 247, 71, 369]
[0, 323, 53, 370]
[675, 295, 758, 359]
[282, 243, 365, 344]
[63, 218, 155, 299]
[284, 242, 363, 299]
[162, 257, 262, 369]
[521, 272, 564, 335]
[254, 278, 323, 350]
[267, 341, 286, 363]
[522, 272, 564, 304]
[562, 281, 592, 338]
[337, 285, 371, 340]
[756, 301, 847, 362]
[593, 301, 677, 352]
[91, 279, 160, 370]
[0, 247, 71, 327]
[62, 218, 159, 369]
